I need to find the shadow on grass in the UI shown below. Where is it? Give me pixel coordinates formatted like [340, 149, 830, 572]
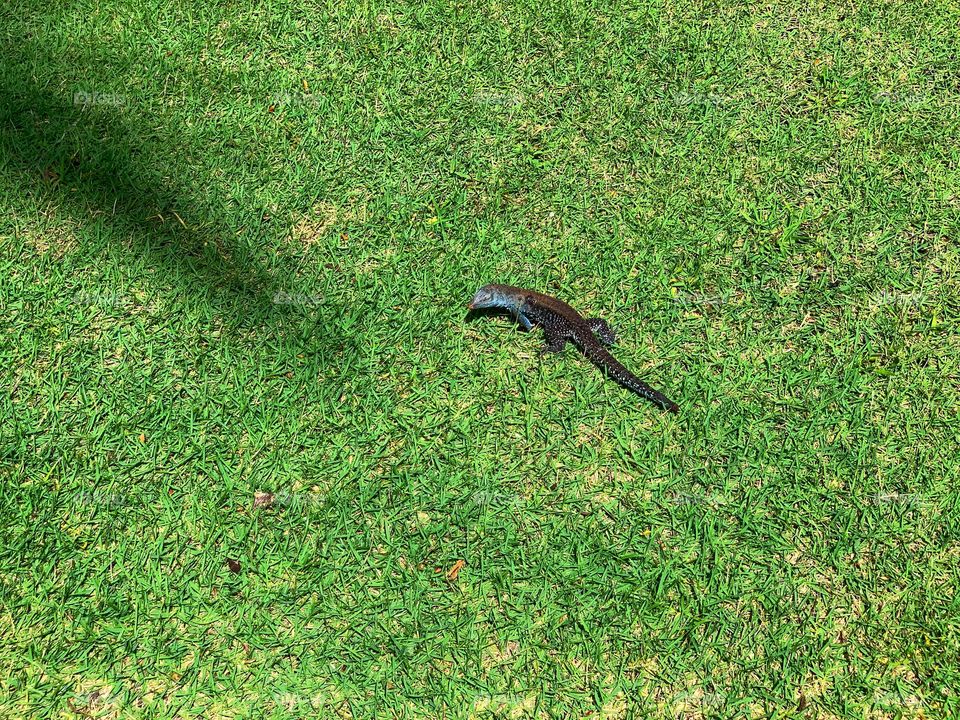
[0, 32, 351, 362]
[464, 307, 527, 329]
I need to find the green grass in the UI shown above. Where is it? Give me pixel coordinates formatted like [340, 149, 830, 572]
[2, 1, 959, 717]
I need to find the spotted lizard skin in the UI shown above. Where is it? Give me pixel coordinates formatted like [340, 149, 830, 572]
[468, 283, 679, 413]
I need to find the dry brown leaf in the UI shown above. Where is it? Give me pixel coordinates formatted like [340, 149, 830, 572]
[253, 491, 274, 509]
[446, 559, 466, 581]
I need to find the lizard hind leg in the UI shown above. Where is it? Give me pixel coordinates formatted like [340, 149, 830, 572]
[586, 318, 618, 345]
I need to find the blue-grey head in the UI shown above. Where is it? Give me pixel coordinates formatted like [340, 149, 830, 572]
[467, 284, 522, 312]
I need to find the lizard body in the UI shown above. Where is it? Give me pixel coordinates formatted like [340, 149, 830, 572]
[468, 283, 679, 413]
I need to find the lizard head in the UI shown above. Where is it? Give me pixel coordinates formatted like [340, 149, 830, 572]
[468, 284, 516, 311]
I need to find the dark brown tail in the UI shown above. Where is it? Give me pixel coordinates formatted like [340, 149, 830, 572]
[579, 339, 679, 413]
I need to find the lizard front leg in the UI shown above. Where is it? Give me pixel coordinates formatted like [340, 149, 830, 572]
[514, 311, 534, 332]
[540, 327, 568, 354]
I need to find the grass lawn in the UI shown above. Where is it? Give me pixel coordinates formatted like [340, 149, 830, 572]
[2, 1, 959, 717]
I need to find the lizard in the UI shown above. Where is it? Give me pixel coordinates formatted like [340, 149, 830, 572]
[467, 283, 679, 413]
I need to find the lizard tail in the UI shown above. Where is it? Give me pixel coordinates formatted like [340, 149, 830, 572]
[580, 341, 679, 413]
